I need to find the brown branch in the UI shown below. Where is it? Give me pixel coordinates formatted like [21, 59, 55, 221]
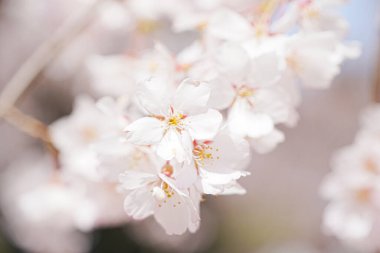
[373, 48, 380, 103]
[0, 0, 104, 117]
[4, 107, 60, 168]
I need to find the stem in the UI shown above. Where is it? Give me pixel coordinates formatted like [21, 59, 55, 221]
[373, 49, 380, 103]
[0, 0, 103, 117]
[4, 108, 60, 168]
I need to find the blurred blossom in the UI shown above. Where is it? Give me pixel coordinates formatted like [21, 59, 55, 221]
[49, 95, 128, 181]
[321, 105, 380, 252]
[127, 205, 219, 253]
[0, 151, 91, 253]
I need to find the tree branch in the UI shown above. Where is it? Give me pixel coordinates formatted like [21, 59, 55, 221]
[0, 0, 103, 117]
[373, 48, 380, 103]
[4, 107, 60, 168]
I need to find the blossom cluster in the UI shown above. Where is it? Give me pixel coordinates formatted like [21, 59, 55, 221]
[321, 105, 380, 252]
[0, 0, 360, 251]
[83, 0, 359, 234]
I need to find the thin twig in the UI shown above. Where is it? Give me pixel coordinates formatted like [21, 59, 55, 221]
[373, 48, 380, 103]
[0, 0, 103, 117]
[4, 108, 60, 168]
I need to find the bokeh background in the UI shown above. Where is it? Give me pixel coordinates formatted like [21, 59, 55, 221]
[0, 0, 379, 252]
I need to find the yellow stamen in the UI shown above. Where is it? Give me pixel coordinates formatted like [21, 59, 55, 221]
[136, 19, 158, 34]
[238, 86, 255, 98]
[168, 114, 185, 127]
[193, 143, 217, 167]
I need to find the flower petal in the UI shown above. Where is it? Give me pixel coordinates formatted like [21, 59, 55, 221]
[125, 117, 164, 145]
[124, 188, 155, 220]
[186, 109, 223, 140]
[119, 171, 157, 190]
[136, 77, 172, 115]
[172, 79, 211, 114]
[156, 129, 193, 163]
[214, 42, 250, 82]
[228, 99, 274, 138]
[208, 8, 252, 41]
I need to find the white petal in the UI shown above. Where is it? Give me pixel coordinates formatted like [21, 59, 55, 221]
[186, 109, 223, 140]
[156, 129, 193, 163]
[289, 32, 340, 89]
[177, 41, 204, 65]
[119, 171, 157, 190]
[214, 42, 249, 82]
[201, 180, 247, 195]
[136, 77, 171, 115]
[200, 168, 249, 185]
[172, 162, 198, 189]
[154, 193, 195, 235]
[247, 51, 282, 87]
[124, 188, 155, 220]
[228, 100, 274, 138]
[125, 117, 164, 145]
[206, 78, 235, 110]
[250, 128, 285, 154]
[199, 130, 251, 172]
[208, 8, 252, 41]
[172, 79, 211, 114]
[154, 189, 199, 235]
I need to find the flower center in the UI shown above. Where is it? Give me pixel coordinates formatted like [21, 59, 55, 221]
[161, 163, 174, 177]
[80, 126, 98, 142]
[238, 86, 255, 98]
[364, 158, 378, 174]
[136, 19, 157, 34]
[286, 54, 300, 72]
[167, 113, 186, 127]
[176, 63, 192, 73]
[161, 182, 174, 198]
[197, 21, 208, 32]
[355, 187, 372, 204]
[193, 142, 219, 167]
[152, 181, 175, 202]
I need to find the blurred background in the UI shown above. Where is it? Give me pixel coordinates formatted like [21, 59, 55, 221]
[0, 0, 379, 252]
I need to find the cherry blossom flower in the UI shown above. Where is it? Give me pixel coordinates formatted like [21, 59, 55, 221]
[194, 130, 251, 195]
[125, 77, 223, 163]
[50, 95, 127, 181]
[282, 31, 356, 89]
[119, 151, 201, 235]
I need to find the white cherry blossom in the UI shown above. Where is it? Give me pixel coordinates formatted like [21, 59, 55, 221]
[125, 77, 223, 163]
[119, 154, 201, 235]
[50, 95, 127, 181]
[193, 130, 251, 195]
